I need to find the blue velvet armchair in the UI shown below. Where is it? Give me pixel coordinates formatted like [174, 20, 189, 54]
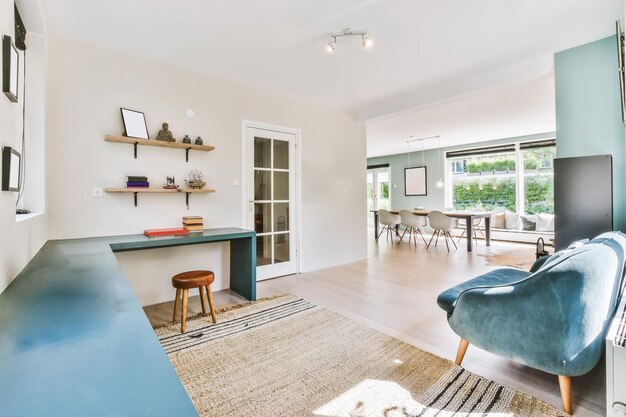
[437, 232, 626, 414]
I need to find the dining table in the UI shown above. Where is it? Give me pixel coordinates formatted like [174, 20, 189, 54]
[371, 209, 493, 252]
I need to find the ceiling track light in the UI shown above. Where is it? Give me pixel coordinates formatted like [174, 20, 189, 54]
[325, 28, 373, 53]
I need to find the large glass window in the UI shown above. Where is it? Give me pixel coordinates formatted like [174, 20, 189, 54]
[522, 146, 555, 214]
[450, 151, 517, 211]
[448, 140, 555, 214]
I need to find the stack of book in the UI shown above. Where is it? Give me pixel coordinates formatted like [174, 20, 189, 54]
[183, 216, 204, 232]
[127, 175, 149, 188]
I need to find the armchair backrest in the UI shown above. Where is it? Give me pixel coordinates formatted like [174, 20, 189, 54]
[522, 232, 626, 360]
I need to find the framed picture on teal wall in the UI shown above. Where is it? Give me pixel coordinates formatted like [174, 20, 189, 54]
[405, 166, 427, 196]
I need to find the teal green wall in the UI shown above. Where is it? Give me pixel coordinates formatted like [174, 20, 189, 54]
[555, 36, 626, 231]
[367, 132, 554, 211]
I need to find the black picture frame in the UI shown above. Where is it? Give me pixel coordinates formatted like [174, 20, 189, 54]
[2, 147, 21, 192]
[3, 35, 18, 103]
[120, 108, 149, 139]
[404, 166, 427, 196]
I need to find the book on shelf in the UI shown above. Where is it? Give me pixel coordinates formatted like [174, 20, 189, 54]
[144, 228, 190, 237]
[184, 225, 204, 231]
[182, 216, 204, 225]
[126, 181, 150, 187]
[127, 176, 148, 182]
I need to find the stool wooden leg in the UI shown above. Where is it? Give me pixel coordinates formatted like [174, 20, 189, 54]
[206, 285, 217, 324]
[181, 288, 189, 333]
[172, 288, 181, 322]
[199, 286, 207, 315]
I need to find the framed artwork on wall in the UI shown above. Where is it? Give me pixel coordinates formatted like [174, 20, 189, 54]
[2, 147, 21, 192]
[405, 166, 427, 196]
[2, 35, 19, 103]
[120, 108, 149, 139]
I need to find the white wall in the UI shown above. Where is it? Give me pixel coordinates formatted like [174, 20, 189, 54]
[45, 35, 367, 305]
[0, 0, 48, 293]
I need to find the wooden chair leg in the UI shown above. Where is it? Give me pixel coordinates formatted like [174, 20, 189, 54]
[455, 338, 470, 365]
[448, 231, 458, 249]
[426, 230, 436, 248]
[181, 288, 189, 333]
[172, 288, 181, 322]
[199, 286, 207, 315]
[206, 285, 217, 324]
[558, 375, 572, 415]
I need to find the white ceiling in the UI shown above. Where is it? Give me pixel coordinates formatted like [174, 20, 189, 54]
[366, 74, 556, 157]
[40, 0, 622, 121]
[38, 1, 622, 157]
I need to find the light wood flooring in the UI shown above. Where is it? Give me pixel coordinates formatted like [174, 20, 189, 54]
[144, 231, 605, 416]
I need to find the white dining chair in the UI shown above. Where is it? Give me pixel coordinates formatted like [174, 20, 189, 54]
[457, 207, 486, 245]
[399, 210, 428, 246]
[378, 209, 401, 242]
[426, 211, 458, 252]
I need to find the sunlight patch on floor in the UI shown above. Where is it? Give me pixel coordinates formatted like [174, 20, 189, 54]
[313, 379, 511, 417]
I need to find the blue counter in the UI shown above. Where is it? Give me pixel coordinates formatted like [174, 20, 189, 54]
[0, 228, 256, 416]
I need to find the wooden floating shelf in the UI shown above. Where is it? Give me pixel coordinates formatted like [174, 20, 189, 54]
[105, 135, 215, 161]
[105, 187, 215, 207]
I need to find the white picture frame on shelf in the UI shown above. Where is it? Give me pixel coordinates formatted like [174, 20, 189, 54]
[120, 108, 149, 139]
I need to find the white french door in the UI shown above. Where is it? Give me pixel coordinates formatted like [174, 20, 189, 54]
[367, 167, 391, 227]
[244, 125, 297, 281]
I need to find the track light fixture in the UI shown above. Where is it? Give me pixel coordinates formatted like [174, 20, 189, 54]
[325, 28, 373, 53]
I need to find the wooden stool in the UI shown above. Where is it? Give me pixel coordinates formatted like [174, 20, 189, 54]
[171, 270, 217, 333]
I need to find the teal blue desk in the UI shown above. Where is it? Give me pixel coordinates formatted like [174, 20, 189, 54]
[0, 227, 256, 417]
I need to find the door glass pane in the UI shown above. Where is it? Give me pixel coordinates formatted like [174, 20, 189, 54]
[274, 203, 289, 233]
[254, 203, 271, 233]
[274, 171, 289, 200]
[377, 170, 390, 210]
[256, 235, 272, 266]
[367, 172, 374, 227]
[254, 137, 271, 168]
[254, 170, 271, 200]
[274, 233, 289, 263]
[274, 140, 289, 169]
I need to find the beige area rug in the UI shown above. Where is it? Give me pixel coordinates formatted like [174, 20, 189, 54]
[155, 295, 565, 417]
[479, 250, 539, 271]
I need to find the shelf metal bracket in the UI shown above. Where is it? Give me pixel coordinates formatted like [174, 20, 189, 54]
[185, 192, 190, 209]
[134, 192, 138, 207]
[185, 148, 191, 162]
[134, 142, 138, 159]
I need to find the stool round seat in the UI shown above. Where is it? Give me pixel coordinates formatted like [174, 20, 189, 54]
[171, 270, 217, 333]
[172, 270, 215, 289]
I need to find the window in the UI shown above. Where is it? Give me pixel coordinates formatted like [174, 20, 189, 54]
[447, 139, 555, 214]
[522, 144, 555, 214]
[449, 151, 517, 211]
[451, 160, 466, 174]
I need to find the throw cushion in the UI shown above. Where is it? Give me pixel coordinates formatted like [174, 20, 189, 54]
[536, 213, 555, 232]
[505, 212, 521, 230]
[493, 213, 506, 229]
[521, 215, 537, 231]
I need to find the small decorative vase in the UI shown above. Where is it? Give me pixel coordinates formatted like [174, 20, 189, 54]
[195, 136, 203, 145]
[182, 135, 191, 144]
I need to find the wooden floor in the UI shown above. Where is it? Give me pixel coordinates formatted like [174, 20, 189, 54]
[144, 231, 605, 416]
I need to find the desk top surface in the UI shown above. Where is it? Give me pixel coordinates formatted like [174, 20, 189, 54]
[0, 227, 255, 417]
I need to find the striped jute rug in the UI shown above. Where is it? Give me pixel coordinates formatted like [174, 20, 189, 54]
[155, 295, 565, 417]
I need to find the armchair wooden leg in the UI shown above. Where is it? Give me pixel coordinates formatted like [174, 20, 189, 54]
[558, 375, 572, 415]
[455, 338, 470, 365]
